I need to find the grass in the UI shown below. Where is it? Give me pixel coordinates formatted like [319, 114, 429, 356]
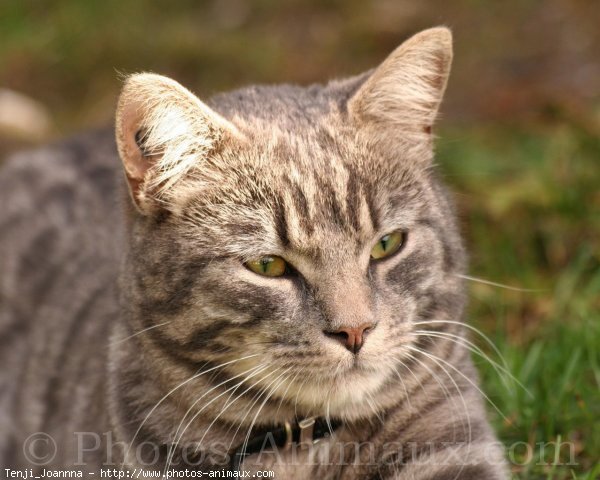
[1, 2, 598, 478]
[438, 121, 600, 478]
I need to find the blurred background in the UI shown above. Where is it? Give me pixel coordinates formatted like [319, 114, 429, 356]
[1, 1, 598, 478]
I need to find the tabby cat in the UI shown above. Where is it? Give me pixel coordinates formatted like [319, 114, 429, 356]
[0, 27, 508, 478]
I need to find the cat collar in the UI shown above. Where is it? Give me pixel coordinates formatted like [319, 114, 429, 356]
[230, 416, 341, 472]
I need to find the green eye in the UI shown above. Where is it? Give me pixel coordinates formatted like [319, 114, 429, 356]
[370, 231, 406, 260]
[245, 256, 288, 277]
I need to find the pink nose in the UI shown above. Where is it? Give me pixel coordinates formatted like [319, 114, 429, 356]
[324, 323, 375, 354]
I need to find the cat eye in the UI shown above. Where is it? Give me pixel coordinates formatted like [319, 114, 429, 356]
[245, 256, 288, 277]
[370, 231, 406, 260]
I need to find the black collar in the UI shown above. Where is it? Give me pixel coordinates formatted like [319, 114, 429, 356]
[230, 417, 341, 471]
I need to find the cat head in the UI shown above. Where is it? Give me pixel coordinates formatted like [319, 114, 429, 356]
[115, 27, 465, 421]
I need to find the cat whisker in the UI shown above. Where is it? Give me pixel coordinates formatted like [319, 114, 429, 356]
[364, 391, 385, 426]
[122, 353, 259, 471]
[165, 362, 270, 473]
[237, 367, 292, 468]
[109, 321, 172, 346]
[389, 361, 413, 414]
[411, 330, 532, 397]
[325, 397, 334, 437]
[393, 357, 428, 412]
[274, 369, 301, 418]
[395, 351, 470, 443]
[292, 370, 312, 421]
[400, 347, 472, 444]
[224, 366, 285, 453]
[169, 363, 280, 472]
[414, 321, 505, 366]
[243, 340, 280, 347]
[413, 319, 534, 399]
[190, 364, 276, 458]
[454, 273, 542, 292]
[407, 345, 508, 422]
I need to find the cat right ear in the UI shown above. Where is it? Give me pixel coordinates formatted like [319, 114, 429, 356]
[348, 27, 453, 139]
[115, 73, 243, 215]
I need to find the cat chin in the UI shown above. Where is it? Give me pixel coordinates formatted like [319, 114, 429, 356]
[283, 367, 391, 420]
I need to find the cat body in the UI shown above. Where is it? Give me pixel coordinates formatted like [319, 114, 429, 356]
[0, 28, 508, 478]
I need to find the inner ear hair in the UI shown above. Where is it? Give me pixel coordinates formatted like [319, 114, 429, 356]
[115, 72, 246, 216]
[134, 129, 151, 157]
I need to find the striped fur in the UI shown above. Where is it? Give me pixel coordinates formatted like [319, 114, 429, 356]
[0, 28, 508, 478]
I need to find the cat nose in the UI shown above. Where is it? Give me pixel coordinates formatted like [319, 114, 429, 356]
[323, 323, 375, 354]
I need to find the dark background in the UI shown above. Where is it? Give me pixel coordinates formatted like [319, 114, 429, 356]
[1, 1, 598, 477]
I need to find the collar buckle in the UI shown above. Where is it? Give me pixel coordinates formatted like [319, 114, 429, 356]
[298, 416, 316, 448]
[283, 420, 293, 451]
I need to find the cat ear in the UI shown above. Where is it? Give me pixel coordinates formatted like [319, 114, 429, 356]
[348, 27, 453, 137]
[115, 73, 242, 215]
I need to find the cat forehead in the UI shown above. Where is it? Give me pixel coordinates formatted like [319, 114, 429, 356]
[179, 135, 428, 261]
[204, 125, 423, 204]
[182, 109, 430, 214]
[175, 84, 434, 248]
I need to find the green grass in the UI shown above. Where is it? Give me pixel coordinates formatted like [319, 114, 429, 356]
[438, 122, 600, 478]
[1, 2, 598, 477]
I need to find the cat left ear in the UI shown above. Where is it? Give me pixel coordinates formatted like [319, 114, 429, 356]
[115, 73, 243, 215]
[348, 27, 453, 136]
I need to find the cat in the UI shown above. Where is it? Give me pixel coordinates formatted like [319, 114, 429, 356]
[0, 27, 508, 478]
